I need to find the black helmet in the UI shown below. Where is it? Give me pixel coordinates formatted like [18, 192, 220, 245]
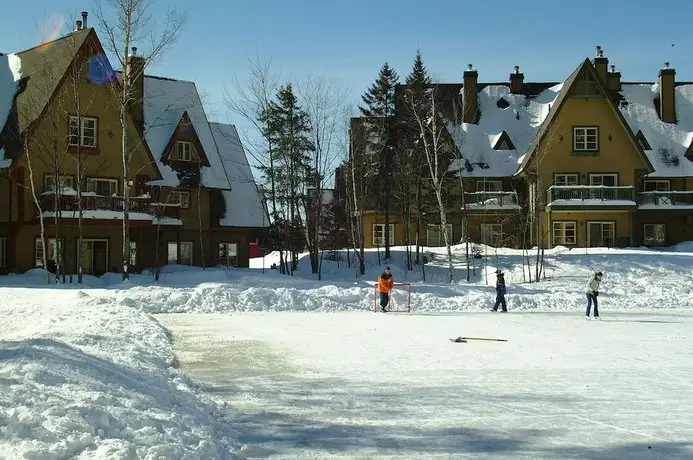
[596, 271, 603, 276]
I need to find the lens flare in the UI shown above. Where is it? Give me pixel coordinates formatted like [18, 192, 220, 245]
[87, 53, 116, 86]
[36, 13, 65, 52]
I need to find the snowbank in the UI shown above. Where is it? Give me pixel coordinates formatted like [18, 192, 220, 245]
[0, 288, 244, 458]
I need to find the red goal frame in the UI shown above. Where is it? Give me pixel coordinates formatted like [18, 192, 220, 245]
[373, 283, 412, 313]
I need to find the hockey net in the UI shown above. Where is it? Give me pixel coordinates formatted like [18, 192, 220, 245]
[373, 283, 412, 313]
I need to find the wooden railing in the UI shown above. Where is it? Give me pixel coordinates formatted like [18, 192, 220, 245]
[463, 191, 520, 209]
[638, 191, 693, 208]
[38, 194, 180, 219]
[547, 186, 635, 204]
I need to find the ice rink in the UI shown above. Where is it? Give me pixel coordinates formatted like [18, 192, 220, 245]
[157, 310, 693, 459]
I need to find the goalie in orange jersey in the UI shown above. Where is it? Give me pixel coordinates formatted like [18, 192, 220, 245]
[377, 266, 394, 312]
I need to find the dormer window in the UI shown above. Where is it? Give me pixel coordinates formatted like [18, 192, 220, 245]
[171, 141, 199, 161]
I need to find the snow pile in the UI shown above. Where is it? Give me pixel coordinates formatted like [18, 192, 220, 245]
[0, 53, 22, 167]
[619, 83, 693, 177]
[447, 84, 562, 177]
[0, 288, 244, 458]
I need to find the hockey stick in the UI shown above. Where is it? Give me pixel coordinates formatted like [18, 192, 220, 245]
[456, 336, 508, 342]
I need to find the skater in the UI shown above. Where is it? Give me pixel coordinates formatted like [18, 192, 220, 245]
[492, 269, 508, 312]
[585, 271, 603, 319]
[377, 266, 394, 312]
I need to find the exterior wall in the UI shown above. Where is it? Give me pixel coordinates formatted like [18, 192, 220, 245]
[527, 97, 650, 190]
[546, 210, 632, 248]
[156, 227, 251, 268]
[634, 211, 693, 246]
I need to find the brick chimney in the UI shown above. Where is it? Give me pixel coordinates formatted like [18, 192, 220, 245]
[593, 45, 608, 83]
[607, 64, 621, 92]
[509, 65, 524, 94]
[126, 47, 145, 129]
[463, 64, 478, 123]
[658, 62, 676, 123]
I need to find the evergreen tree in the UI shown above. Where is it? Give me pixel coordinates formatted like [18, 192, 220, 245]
[358, 63, 399, 259]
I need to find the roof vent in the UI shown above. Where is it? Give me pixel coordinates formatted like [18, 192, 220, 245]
[514, 65, 520, 74]
[664, 62, 670, 69]
[81, 11, 88, 29]
[595, 45, 603, 58]
[131, 47, 138, 56]
[75, 20, 82, 31]
[610, 65, 616, 72]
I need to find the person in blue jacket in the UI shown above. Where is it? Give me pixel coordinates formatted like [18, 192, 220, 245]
[492, 269, 508, 312]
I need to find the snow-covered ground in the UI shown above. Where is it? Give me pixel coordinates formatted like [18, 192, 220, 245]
[2, 243, 693, 458]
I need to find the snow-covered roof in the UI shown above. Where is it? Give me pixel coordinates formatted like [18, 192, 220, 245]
[209, 122, 268, 228]
[619, 84, 693, 177]
[447, 84, 562, 177]
[0, 53, 22, 168]
[142, 76, 232, 189]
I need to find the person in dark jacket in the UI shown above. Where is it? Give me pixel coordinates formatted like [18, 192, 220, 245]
[492, 269, 508, 312]
[377, 267, 394, 312]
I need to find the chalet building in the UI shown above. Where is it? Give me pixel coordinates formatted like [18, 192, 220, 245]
[349, 47, 693, 249]
[0, 16, 266, 275]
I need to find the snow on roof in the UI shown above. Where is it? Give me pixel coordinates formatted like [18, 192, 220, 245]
[0, 53, 22, 167]
[142, 76, 231, 189]
[447, 83, 562, 177]
[209, 122, 268, 228]
[619, 84, 693, 177]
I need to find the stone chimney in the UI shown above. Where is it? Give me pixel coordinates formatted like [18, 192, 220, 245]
[126, 47, 145, 129]
[658, 62, 676, 123]
[509, 65, 524, 94]
[593, 45, 608, 83]
[81, 11, 88, 29]
[463, 64, 478, 123]
[607, 64, 621, 92]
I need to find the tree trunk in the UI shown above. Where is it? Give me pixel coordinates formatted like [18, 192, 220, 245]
[25, 144, 50, 283]
[121, 103, 130, 280]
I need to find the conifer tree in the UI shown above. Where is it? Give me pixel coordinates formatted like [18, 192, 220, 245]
[358, 63, 399, 259]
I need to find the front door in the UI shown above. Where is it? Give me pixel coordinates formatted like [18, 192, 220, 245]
[81, 239, 108, 275]
[587, 222, 615, 247]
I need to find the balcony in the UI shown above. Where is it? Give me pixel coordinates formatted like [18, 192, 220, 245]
[638, 191, 693, 210]
[38, 192, 181, 221]
[546, 186, 636, 208]
[463, 191, 521, 211]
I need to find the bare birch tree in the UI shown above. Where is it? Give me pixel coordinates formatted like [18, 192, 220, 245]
[94, 0, 187, 280]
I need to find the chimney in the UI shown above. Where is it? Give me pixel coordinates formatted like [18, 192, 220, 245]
[607, 64, 621, 92]
[658, 62, 676, 123]
[593, 45, 608, 83]
[81, 11, 88, 29]
[509, 65, 524, 94]
[463, 64, 478, 123]
[127, 46, 145, 129]
[75, 20, 82, 31]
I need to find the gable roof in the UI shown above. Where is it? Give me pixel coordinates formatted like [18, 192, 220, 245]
[0, 53, 22, 167]
[14, 28, 92, 134]
[517, 59, 655, 174]
[618, 83, 693, 177]
[142, 75, 231, 189]
[634, 130, 651, 150]
[209, 122, 267, 227]
[160, 111, 211, 166]
[447, 83, 562, 177]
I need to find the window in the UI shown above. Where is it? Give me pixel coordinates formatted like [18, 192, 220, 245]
[80, 239, 108, 275]
[69, 116, 97, 147]
[643, 180, 670, 192]
[480, 223, 503, 247]
[587, 222, 615, 247]
[167, 241, 193, 265]
[372, 224, 394, 247]
[554, 174, 579, 186]
[170, 190, 190, 209]
[170, 141, 199, 161]
[86, 178, 118, 196]
[219, 242, 238, 266]
[426, 224, 452, 247]
[553, 222, 577, 246]
[476, 180, 503, 192]
[643, 224, 665, 246]
[589, 174, 617, 187]
[35, 238, 63, 267]
[129, 241, 137, 267]
[0, 237, 6, 267]
[573, 127, 599, 151]
[44, 175, 74, 193]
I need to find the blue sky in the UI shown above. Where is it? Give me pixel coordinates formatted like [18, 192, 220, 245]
[3, 0, 692, 137]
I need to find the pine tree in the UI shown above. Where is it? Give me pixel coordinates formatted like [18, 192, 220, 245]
[358, 63, 399, 259]
[402, 51, 432, 266]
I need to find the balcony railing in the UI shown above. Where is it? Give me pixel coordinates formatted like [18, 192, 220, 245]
[546, 186, 635, 207]
[638, 191, 693, 209]
[463, 191, 521, 210]
[38, 193, 181, 219]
